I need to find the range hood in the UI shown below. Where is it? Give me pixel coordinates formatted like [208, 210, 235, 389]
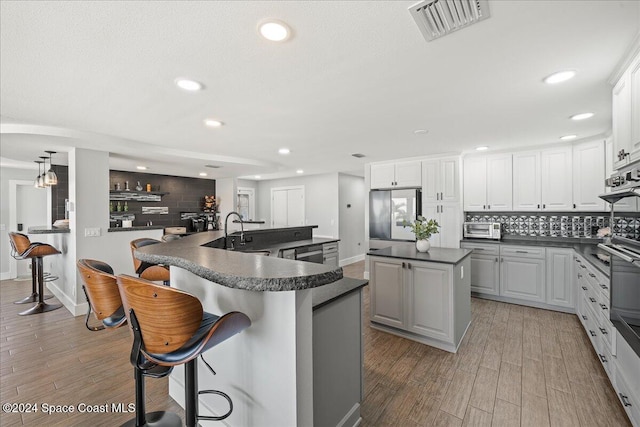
[599, 187, 640, 204]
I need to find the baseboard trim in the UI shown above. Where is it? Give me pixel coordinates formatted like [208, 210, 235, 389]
[0, 272, 10, 281]
[46, 282, 88, 317]
[340, 254, 365, 267]
[471, 292, 576, 314]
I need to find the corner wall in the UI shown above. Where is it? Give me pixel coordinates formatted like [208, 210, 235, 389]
[338, 173, 366, 265]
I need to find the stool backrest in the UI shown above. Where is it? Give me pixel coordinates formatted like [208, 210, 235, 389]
[130, 238, 161, 273]
[77, 259, 122, 321]
[117, 274, 203, 354]
[8, 232, 31, 257]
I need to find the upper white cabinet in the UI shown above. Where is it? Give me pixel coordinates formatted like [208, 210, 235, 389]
[541, 146, 573, 211]
[463, 154, 512, 211]
[612, 49, 640, 168]
[370, 161, 421, 189]
[572, 140, 605, 211]
[513, 151, 541, 211]
[605, 138, 637, 212]
[422, 157, 460, 204]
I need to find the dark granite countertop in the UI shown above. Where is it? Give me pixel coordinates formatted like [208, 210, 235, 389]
[368, 246, 472, 264]
[135, 230, 343, 292]
[27, 226, 70, 234]
[108, 226, 165, 232]
[312, 277, 368, 310]
[461, 237, 610, 277]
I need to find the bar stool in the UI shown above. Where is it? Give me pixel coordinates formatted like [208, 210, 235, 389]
[8, 232, 62, 315]
[77, 259, 175, 426]
[117, 274, 251, 427]
[8, 232, 56, 304]
[130, 238, 170, 285]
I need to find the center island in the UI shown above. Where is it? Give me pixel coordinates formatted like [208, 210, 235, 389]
[135, 226, 367, 427]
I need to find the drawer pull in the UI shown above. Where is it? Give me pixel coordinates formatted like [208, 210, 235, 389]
[589, 297, 596, 303]
[589, 273, 596, 278]
[407, 263, 412, 270]
[599, 327, 608, 335]
[600, 284, 608, 290]
[575, 259, 581, 263]
[581, 315, 588, 320]
[600, 304, 608, 311]
[475, 248, 485, 250]
[581, 286, 588, 291]
[589, 330, 596, 337]
[402, 262, 406, 268]
[599, 354, 608, 363]
[495, 257, 498, 263]
[619, 393, 632, 407]
[516, 250, 529, 254]
[580, 265, 587, 269]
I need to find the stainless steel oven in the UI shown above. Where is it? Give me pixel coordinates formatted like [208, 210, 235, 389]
[598, 236, 640, 358]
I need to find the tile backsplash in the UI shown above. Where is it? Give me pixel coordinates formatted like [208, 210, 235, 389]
[464, 212, 640, 240]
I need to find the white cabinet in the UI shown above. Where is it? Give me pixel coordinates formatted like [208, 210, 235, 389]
[572, 140, 605, 211]
[463, 154, 512, 211]
[541, 146, 573, 211]
[546, 248, 574, 309]
[630, 53, 640, 161]
[422, 157, 460, 204]
[613, 68, 633, 169]
[500, 248, 545, 303]
[605, 138, 637, 212]
[369, 258, 404, 328]
[422, 204, 462, 249]
[513, 151, 541, 211]
[406, 262, 452, 341]
[370, 161, 421, 189]
[460, 242, 500, 296]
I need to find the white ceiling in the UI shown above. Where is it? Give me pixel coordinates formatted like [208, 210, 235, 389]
[1, 1, 639, 180]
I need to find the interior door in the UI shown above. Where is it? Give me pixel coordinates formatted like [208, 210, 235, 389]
[272, 187, 305, 227]
[287, 188, 305, 226]
[272, 189, 288, 227]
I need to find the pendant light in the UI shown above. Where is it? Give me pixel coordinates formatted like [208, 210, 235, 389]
[44, 150, 58, 186]
[34, 160, 44, 189]
[38, 156, 48, 188]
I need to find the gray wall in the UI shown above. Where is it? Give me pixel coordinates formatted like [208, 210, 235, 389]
[338, 173, 366, 262]
[256, 173, 339, 238]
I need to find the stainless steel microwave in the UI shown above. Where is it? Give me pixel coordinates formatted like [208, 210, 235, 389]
[463, 222, 501, 240]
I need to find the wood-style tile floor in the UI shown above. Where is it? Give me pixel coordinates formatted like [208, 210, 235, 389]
[342, 261, 631, 427]
[1, 261, 631, 426]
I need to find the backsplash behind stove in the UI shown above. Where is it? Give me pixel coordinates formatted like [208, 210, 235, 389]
[465, 212, 640, 240]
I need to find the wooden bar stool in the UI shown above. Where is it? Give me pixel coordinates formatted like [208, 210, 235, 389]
[130, 238, 170, 285]
[77, 259, 175, 426]
[8, 232, 62, 315]
[117, 275, 251, 427]
[8, 232, 55, 304]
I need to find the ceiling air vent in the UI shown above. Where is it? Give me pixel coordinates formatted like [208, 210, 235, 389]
[409, 0, 490, 42]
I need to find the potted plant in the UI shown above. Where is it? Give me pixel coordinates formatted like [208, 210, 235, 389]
[403, 216, 440, 252]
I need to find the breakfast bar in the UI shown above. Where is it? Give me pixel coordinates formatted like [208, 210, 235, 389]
[135, 229, 366, 427]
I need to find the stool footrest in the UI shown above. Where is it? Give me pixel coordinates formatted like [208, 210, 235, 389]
[197, 389, 233, 421]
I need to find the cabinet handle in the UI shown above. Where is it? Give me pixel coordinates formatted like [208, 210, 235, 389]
[543, 204, 546, 209]
[575, 259, 581, 263]
[475, 248, 485, 251]
[516, 250, 529, 254]
[589, 273, 596, 278]
[580, 265, 586, 269]
[483, 205, 486, 210]
[589, 297, 596, 303]
[599, 327, 608, 335]
[600, 284, 608, 290]
[501, 258, 503, 263]
[577, 274, 582, 279]
[495, 257, 498, 262]
[581, 286, 588, 291]
[437, 193, 440, 200]
[488, 205, 491, 209]
[582, 315, 588, 320]
[599, 354, 608, 363]
[600, 303, 608, 311]
[402, 262, 406, 268]
[440, 192, 443, 200]
[619, 393, 632, 407]
[589, 330, 596, 337]
[573, 204, 576, 209]
[537, 204, 540, 209]
[407, 263, 412, 270]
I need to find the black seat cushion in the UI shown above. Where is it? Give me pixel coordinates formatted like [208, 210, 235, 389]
[102, 306, 126, 328]
[84, 259, 115, 275]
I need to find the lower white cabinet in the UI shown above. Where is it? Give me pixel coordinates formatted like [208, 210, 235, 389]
[545, 248, 574, 308]
[369, 255, 470, 352]
[462, 242, 500, 295]
[500, 255, 545, 303]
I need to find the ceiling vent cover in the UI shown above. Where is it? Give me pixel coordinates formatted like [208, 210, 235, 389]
[409, 0, 490, 42]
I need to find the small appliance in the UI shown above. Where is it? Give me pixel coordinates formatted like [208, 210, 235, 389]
[463, 222, 501, 240]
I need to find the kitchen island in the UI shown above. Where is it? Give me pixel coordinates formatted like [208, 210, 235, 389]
[367, 246, 472, 353]
[135, 228, 365, 427]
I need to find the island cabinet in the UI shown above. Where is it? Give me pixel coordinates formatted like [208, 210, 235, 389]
[369, 248, 471, 353]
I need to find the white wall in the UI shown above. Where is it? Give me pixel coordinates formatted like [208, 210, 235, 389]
[257, 173, 339, 238]
[216, 177, 239, 232]
[0, 167, 39, 279]
[338, 173, 366, 265]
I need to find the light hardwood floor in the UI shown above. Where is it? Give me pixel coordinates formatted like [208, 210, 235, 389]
[0, 261, 631, 426]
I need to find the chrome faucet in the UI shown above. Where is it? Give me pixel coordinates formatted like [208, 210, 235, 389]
[224, 211, 245, 249]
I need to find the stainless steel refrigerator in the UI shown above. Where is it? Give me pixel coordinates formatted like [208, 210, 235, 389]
[369, 189, 422, 241]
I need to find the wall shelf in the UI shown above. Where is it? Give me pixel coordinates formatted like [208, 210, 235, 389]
[109, 191, 169, 202]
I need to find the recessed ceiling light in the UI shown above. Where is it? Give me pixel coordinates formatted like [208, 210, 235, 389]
[414, 129, 428, 135]
[255, 175, 261, 179]
[278, 148, 290, 155]
[543, 70, 577, 84]
[204, 119, 224, 128]
[174, 78, 204, 92]
[560, 135, 577, 141]
[296, 169, 304, 174]
[258, 20, 291, 42]
[199, 172, 208, 177]
[570, 112, 594, 121]
[476, 146, 489, 151]
[136, 166, 148, 170]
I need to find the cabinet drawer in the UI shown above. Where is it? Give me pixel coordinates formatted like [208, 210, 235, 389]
[461, 242, 499, 256]
[500, 245, 545, 259]
[322, 242, 338, 254]
[615, 365, 640, 427]
[597, 336, 614, 378]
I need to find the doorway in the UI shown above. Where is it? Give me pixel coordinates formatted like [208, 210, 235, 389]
[237, 187, 256, 221]
[271, 186, 305, 227]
